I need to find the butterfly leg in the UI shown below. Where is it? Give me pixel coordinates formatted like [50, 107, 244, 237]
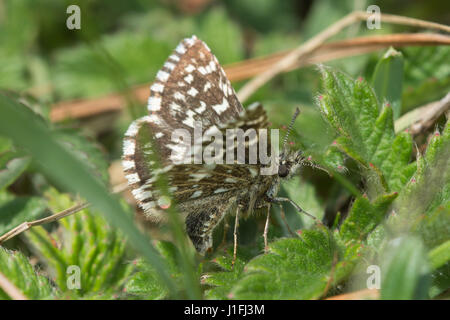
[232, 206, 240, 268]
[263, 204, 271, 253]
[219, 217, 230, 249]
[270, 197, 321, 225]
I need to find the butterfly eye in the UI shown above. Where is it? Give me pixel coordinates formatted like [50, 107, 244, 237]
[278, 164, 289, 178]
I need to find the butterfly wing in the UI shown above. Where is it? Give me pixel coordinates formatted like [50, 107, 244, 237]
[122, 36, 276, 252]
[123, 102, 273, 217]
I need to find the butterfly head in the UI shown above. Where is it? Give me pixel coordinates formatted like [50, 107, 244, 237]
[278, 149, 305, 179]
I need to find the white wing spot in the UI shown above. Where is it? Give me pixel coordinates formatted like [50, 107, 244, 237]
[132, 188, 152, 202]
[195, 101, 206, 114]
[170, 102, 182, 113]
[156, 70, 170, 82]
[126, 173, 140, 184]
[214, 187, 228, 194]
[187, 87, 198, 97]
[174, 92, 185, 102]
[209, 61, 217, 72]
[182, 110, 196, 128]
[248, 167, 258, 178]
[151, 83, 164, 93]
[123, 139, 135, 156]
[169, 54, 180, 62]
[141, 201, 156, 211]
[185, 36, 196, 46]
[148, 114, 162, 125]
[203, 82, 212, 92]
[185, 64, 196, 73]
[147, 96, 161, 111]
[122, 160, 135, 171]
[190, 173, 211, 181]
[176, 43, 186, 54]
[125, 121, 139, 137]
[212, 98, 230, 115]
[184, 74, 194, 84]
[164, 62, 175, 71]
[190, 190, 203, 199]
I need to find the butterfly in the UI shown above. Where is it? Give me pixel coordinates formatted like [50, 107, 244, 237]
[122, 35, 318, 259]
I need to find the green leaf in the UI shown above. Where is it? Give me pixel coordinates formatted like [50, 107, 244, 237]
[317, 66, 413, 195]
[283, 177, 325, 228]
[195, 8, 244, 64]
[231, 228, 361, 299]
[402, 46, 450, 110]
[203, 248, 251, 300]
[52, 33, 172, 100]
[54, 129, 110, 185]
[429, 240, 450, 270]
[429, 263, 450, 298]
[339, 192, 398, 242]
[380, 236, 430, 300]
[371, 48, 404, 120]
[0, 247, 54, 299]
[25, 189, 134, 298]
[0, 196, 47, 237]
[0, 136, 12, 154]
[125, 241, 189, 299]
[0, 153, 31, 190]
[0, 93, 178, 297]
[125, 259, 167, 300]
[393, 121, 450, 248]
[226, 0, 299, 33]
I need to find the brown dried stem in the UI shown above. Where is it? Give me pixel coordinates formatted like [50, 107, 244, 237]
[0, 272, 28, 300]
[237, 11, 450, 102]
[326, 288, 379, 300]
[0, 202, 90, 244]
[395, 92, 450, 135]
[49, 33, 450, 122]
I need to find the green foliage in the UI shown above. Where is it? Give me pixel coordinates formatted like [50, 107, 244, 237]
[371, 47, 404, 120]
[54, 129, 110, 184]
[0, 247, 54, 299]
[226, 0, 299, 33]
[198, 63, 449, 300]
[0, 196, 47, 237]
[202, 248, 253, 300]
[317, 65, 414, 195]
[195, 8, 244, 65]
[283, 177, 325, 228]
[0, 93, 178, 296]
[339, 192, 398, 242]
[25, 189, 134, 298]
[402, 46, 450, 110]
[125, 241, 188, 300]
[231, 229, 359, 299]
[0, 1, 448, 301]
[392, 121, 450, 248]
[380, 236, 430, 300]
[429, 240, 450, 270]
[52, 34, 172, 100]
[0, 153, 31, 191]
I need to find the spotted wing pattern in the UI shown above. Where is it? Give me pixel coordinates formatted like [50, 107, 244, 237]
[122, 36, 276, 252]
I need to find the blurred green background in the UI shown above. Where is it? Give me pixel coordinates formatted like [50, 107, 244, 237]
[0, 0, 449, 300]
[2, 0, 448, 224]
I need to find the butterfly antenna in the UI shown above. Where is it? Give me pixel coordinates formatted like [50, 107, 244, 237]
[282, 107, 300, 149]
